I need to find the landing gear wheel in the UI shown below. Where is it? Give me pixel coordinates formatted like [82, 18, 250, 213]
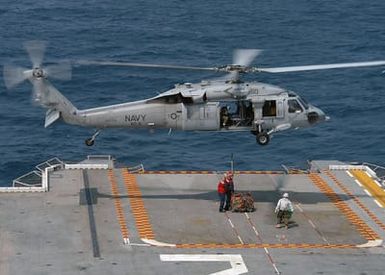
[256, 132, 270, 146]
[85, 138, 95, 146]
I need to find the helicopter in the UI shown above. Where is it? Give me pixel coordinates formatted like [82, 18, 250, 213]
[3, 41, 385, 146]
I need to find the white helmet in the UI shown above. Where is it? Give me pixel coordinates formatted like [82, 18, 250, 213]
[283, 193, 289, 198]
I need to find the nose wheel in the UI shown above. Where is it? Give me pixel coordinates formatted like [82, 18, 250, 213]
[256, 131, 270, 146]
[85, 129, 101, 146]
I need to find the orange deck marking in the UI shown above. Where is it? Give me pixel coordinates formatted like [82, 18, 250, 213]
[337, 170, 385, 232]
[122, 169, 155, 240]
[115, 170, 370, 249]
[107, 169, 129, 242]
[309, 173, 380, 240]
[135, 170, 287, 175]
[175, 243, 356, 249]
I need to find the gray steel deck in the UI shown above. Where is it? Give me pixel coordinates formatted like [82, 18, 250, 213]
[1, 161, 385, 274]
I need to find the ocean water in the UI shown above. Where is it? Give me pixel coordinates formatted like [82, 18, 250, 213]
[0, 0, 385, 186]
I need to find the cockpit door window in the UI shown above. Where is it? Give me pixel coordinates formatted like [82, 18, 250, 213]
[288, 99, 303, 113]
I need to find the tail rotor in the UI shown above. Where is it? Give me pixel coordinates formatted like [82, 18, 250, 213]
[3, 41, 72, 100]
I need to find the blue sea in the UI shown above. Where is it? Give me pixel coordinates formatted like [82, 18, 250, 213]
[1, 0, 385, 186]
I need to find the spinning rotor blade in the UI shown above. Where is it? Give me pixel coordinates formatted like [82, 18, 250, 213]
[233, 49, 262, 66]
[76, 60, 216, 72]
[76, 50, 385, 78]
[3, 65, 29, 89]
[45, 61, 72, 80]
[258, 60, 385, 73]
[24, 40, 46, 68]
[3, 41, 72, 91]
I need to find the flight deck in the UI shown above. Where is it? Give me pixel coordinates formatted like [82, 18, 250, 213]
[1, 157, 385, 274]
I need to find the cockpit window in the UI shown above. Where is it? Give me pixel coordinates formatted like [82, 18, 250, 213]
[297, 97, 309, 110]
[288, 99, 303, 113]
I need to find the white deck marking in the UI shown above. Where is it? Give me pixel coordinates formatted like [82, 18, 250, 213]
[228, 219, 235, 228]
[365, 171, 373, 178]
[244, 213, 281, 274]
[296, 204, 304, 213]
[374, 180, 382, 187]
[364, 189, 372, 197]
[355, 179, 363, 187]
[141, 238, 176, 247]
[346, 171, 354, 178]
[308, 220, 316, 229]
[295, 203, 330, 245]
[374, 199, 383, 208]
[160, 254, 248, 275]
[225, 214, 244, 244]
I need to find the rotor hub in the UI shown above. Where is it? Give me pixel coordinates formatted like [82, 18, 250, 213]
[32, 67, 44, 78]
[218, 65, 250, 73]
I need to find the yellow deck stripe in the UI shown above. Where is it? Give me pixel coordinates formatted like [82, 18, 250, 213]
[351, 170, 385, 208]
[107, 170, 129, 240]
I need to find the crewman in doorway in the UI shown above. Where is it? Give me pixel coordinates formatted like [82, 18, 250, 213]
[275, 193, 294, 229]
[224, 172, 234, 211]
[217, 178, 227, 212]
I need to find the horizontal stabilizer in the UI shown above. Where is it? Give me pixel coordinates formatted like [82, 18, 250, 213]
[45, 109, 60, 128]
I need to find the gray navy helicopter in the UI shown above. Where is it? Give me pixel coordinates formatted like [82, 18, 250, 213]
[4, 41, 385, 146]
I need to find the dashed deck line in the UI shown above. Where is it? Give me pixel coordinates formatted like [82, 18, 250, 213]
[244, 213, 280, 274]
[309, 173, 380, 241]
[224, 212, 244, 244]
[295, 203, 330, 244]
[325, 170, 385, 232]
[121, 169, 155, 240]
[350, 170, 385, 209]
[107, 169, 130, 244]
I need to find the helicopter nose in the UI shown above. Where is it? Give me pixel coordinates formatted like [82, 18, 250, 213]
[307, 107, 328, 124]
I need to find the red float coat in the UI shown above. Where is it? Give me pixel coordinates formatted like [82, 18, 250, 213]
[217, 180, 226, 194]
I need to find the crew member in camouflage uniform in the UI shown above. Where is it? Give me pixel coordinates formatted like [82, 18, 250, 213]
[275, 193, 294, 229]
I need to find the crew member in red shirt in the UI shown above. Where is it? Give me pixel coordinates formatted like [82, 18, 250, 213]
[217, 179, 227, 212]
[224, 172, 234, 211]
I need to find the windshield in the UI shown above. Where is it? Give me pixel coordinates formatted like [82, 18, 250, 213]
[297, 96, 309, 110]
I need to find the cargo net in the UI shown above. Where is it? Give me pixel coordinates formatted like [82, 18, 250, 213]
[231, 192, 256, 212]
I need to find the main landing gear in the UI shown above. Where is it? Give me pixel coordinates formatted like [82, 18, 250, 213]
[251, 125, 270, 146]
[85, 129, 101, 146]
[256, 131, 270, 146]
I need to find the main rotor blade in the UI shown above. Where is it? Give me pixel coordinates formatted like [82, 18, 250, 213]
[24, 40, 46, 68]
[45, 61, 72, 80]
[258, 60, 385, 73]
[233, 49, 262, 66]
[76, 60, 217, 72]
[3, 65, 29, 89]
